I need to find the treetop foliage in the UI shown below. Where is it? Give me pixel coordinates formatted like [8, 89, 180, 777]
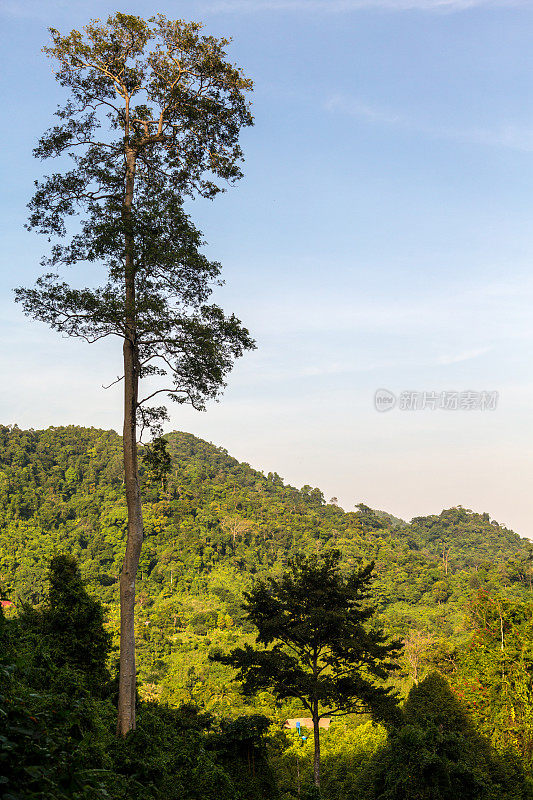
[33, 13, 254, 228]
[16, 14, 255, 434]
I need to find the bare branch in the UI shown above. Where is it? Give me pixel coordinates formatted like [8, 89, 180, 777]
[137, 387, 187, 405]
[102, 374, 125, 389]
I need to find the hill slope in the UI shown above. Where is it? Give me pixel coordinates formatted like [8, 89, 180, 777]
[1, 424, 531, 708]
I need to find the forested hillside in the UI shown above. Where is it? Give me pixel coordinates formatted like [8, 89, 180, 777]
[3, 423, 533, 795]
[1, 425, 529, 602]
[0, 424, 531, 709]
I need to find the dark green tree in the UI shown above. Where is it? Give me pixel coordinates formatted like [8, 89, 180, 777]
[45, 554, 112, 691]
[15, 13, 254, 734]
[364, 672, 531, 800]
[214, 550, 401, 787]
[18, 555, 112, 695]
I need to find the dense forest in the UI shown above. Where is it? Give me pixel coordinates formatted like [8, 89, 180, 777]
[2, 424, 533, 798]
[0, 426, 533, 798]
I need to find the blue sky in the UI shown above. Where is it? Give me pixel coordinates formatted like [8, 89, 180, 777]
[1, 0, 533, 536]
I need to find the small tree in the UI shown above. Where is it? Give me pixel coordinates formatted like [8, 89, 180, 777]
[15, 13, 254, 734]
[214, 550, 401, 787]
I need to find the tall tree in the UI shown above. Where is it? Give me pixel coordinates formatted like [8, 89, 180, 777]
[214, 550, 401, 788]
[15, 13, 254, 735]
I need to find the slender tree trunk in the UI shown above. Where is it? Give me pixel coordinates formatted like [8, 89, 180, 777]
[312, 704, 321, 788]
[117, 140, 144, 736]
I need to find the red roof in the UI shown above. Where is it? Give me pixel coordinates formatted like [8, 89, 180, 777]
[1, 600, 13, 608]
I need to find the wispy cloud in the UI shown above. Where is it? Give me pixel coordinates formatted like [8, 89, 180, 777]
[326, 94, 533, 151]
[205, 0, 527, 14]
[335, 100, 403, 126]
[437, 346, 491, 365]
